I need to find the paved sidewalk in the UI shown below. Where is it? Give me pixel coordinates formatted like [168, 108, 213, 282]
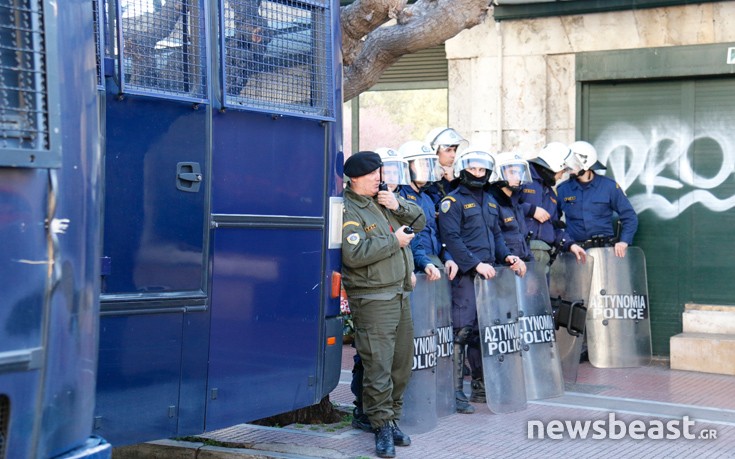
[207, 346, 734, 458]
[115, 344, 735, 458]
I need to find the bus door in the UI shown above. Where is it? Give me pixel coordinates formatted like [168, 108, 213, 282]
[204, 0, 343, 429]
[94, 0, 210, 446]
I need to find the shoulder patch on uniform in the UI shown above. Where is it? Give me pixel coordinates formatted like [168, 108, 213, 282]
[488, 202, 497, 209]
[343, 220, 360, 229]
[346, 233, 360, 245]
[440, 200, 452, 213]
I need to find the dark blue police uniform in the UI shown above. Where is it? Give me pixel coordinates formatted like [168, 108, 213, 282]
[557, 173, 638, 245]
[488, 185, 532, 261]
[437, 184, 511, 379]
[519, 164, 569, 248]
[425, 177, 456, 210]
[399, 185, 453, 272]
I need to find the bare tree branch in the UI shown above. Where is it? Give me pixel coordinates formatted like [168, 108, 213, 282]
[342, 0, 492, 101]
[341, 0, 409, 67]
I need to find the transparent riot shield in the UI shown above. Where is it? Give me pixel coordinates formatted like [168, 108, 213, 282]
[475, 268, 527, 414]
[517, 265, 563, 400]
[434, 270, 455, 418]
[586, 247, 652, 368]
[401, 273, 438, 434]
[549, 252, 594, 383]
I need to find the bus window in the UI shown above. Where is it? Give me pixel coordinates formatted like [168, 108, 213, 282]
[221, 0, 334, 120]
[116, 0, 208, 102]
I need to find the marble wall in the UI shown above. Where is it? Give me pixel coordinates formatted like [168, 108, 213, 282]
[444, 2, 735, 155]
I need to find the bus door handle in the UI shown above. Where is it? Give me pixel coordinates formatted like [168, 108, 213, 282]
[176, 162, 203, 192]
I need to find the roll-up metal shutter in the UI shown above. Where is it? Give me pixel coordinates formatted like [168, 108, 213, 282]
[582, 77, 735, 355]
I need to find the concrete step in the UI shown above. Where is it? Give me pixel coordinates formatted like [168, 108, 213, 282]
[670, 332, 735, 376]
[682, 305, 735, 334]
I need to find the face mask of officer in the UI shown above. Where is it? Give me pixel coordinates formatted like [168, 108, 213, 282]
[535, 164, 558, 188]
[459, 164, 489, 189]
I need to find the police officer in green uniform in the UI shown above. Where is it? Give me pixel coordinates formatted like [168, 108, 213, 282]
[342, 151, 426, 458]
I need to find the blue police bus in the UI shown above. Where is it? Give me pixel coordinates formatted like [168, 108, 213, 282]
[0, 0, 344, 454]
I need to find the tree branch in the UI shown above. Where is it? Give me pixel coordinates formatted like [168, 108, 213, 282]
[342, 0, 491, 101]
[341, 0, 409, 67]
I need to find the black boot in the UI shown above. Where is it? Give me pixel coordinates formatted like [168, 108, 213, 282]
[470, 378, 486, 403]
[391, 420, 411, 447]
[453, 340, 475, 414]
[351, 406, 372, 431]
[375, 424, 396, 458]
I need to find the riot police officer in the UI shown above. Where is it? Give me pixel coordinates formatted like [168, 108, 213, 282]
[558, 141, 638, 257]
[423, 127, 469, 208]
[398, 140, 459, 281]
[488, 152, 535, 264]
[437, 147, 526, 413]
[521, 142, 586, 269]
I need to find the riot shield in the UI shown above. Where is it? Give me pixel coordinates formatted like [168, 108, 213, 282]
[475, 268, 527, 414]
[549, 252, 594, 383]
[401, 273, 438, 434]
[516, 265, 563, 400]
[586, 247, 652, 368]
[434, 270, 455, 418]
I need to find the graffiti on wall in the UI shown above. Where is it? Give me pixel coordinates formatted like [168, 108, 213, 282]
[593, 119, 735, 220]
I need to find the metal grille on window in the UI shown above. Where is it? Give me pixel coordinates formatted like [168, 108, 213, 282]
[118, 0, 207, 102]
[0, 0, 49, 153]
[93, 0, 105, 89]
[222, 0, 334, 120]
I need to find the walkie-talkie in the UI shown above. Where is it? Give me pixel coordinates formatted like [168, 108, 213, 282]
[378, 166, 388, 192]
[403, 213, 422, 234]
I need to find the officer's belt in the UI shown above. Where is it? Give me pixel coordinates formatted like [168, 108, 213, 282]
[529, 240, 552, 252]
[581, 236, 617, 249]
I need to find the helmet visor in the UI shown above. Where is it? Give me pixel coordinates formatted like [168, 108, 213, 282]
[409, 157, 444, 183]
[565, 152, 584, 174]
[381, 160, 411, 186]
[498, 161, 532, 186]
[455, 155, 494, 178]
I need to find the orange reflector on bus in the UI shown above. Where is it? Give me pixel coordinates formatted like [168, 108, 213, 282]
[327, 336, 337, 346]
[331, 271, 342, 299]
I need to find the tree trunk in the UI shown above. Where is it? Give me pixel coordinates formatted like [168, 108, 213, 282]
[252, 396, 343, 426]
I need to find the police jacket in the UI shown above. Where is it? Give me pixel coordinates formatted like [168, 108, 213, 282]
[519, 164, 571, 249]
[437, 184, 512, 275]
[341, 186, 426, 297]
[556, 173, 638, 245]
[399, 185, 453, 272]
[488, 185, 532, 261]
[425, 176, 456, 210]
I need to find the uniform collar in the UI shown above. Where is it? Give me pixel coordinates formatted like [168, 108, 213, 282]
[345, 186, 376, 208]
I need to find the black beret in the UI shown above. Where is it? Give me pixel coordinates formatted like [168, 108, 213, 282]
[344, 151, 382, 178]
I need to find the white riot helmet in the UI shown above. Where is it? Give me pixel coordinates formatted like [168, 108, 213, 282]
[492, 152, 532, 190]
[530, 142, 574, 173]
[453, 147, 494, 189]
[424, 127, 469, 154]
[375, 147, 410, 187]
[398, 140, 444, 183]
[569, 140, 606, 171]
